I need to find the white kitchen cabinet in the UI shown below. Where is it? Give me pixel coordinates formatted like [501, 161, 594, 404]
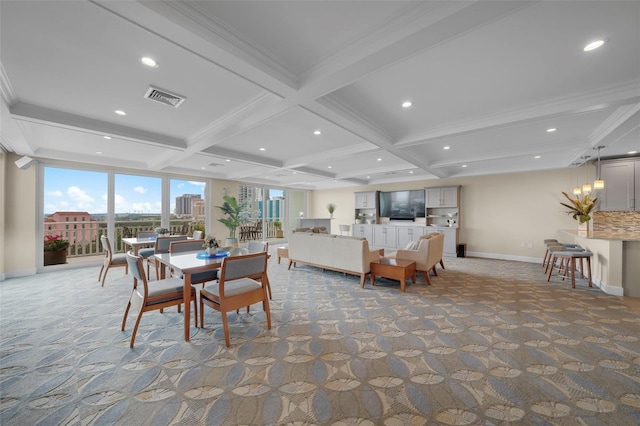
[425, 186, 459, 208]
[396, 226, 427, 248]
[600, 160, 636, 211]
[355, 191, 377, 209]
[352, 224, 374, 241]
[373, 225, 398, 248]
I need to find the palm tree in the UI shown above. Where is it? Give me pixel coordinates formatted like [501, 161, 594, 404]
[217, 195, 249, 239]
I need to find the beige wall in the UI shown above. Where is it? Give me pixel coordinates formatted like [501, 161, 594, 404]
[0, 156, 601, 277]
[2, 153, 37, 277]
[312, 168, 587, 261]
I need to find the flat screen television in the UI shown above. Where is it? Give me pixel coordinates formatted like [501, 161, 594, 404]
[378, 190, 425, 219]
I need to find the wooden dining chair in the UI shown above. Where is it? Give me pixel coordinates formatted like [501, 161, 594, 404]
[247, 241, 271, 299]
[169, 239, 218, 287]
[147, 235, 188, 280]
[122, 252, 197, 348]
[98, 235, 128, 287]
[136, 231, 158, 275]
[199, 252, 271, 347]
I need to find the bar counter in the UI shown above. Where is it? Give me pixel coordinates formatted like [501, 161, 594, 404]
[561, 229, 640, 297]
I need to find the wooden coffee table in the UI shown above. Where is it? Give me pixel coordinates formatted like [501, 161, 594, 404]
[369, 258, 416, 292]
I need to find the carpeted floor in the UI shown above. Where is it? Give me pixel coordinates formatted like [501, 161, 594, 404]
[1, 251, 639, 425]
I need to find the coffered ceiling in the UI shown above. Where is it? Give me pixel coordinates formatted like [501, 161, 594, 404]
[1, 1, 638, 189]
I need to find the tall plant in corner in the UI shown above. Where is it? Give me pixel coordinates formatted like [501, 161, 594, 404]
[217, 194, 250, 239]
[560, 192, 597, 224]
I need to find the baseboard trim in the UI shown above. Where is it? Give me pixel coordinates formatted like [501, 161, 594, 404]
[3, 268, 37, 280]
[466, 251, 541, 264]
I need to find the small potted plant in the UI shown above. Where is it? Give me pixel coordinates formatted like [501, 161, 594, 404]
[202, 234, 219, 255]
[273, 220, 284, 238]
[155, 227, 170, 236]
[44, 234, 70, 266]
[560, 192, 597, 226]
[354, 212, 362, 224]
[327, 203, 336, 218]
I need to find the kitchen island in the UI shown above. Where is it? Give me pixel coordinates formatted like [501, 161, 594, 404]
[561, 229, 640, 297]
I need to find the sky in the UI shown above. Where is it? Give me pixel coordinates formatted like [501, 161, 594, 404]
[44, 167, 206, 215]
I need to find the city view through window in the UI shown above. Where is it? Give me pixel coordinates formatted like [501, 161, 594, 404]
[43, 167, 206, 262]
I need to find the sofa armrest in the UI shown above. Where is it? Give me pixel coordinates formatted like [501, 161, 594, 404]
[366, 248, 381, 264]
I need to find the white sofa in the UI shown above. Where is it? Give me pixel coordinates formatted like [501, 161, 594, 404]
[287, 233, 381, 287]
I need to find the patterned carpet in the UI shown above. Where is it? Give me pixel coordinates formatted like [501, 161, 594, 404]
[1, 251, 639, 425]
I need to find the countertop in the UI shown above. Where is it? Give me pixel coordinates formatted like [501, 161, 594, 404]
[561, 229, 640, 242]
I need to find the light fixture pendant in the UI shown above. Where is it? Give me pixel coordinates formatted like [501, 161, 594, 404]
[582, 183, 592, 194]
[573, 187, 582, 195]
[593, 145, 605, 190]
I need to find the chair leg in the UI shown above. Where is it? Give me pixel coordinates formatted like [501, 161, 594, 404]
[193, 296, 198, 328]
[101, 267, 109, 287]
[121, 301, 131, 331]
[546, 256, 556, 281]
[439, 259, 445, 269]
[199, 298, 205, 328]
[432, 266, 438, 276]
[423, 271, 431, 285]
[222, 312, 231, 347]
[98, 264, 105, 283]
[129, 310, 144, 348]
[586, 257, 592, 287]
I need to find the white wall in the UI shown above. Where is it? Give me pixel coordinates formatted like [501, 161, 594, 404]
[311, 168, 588, 262]
[2, 152, 37, 277]
[0, 155, 594, 277]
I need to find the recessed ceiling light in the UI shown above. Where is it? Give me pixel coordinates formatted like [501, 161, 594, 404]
[534, 155, 541, 159]
[462, 164, 467, 168]
[409, 171, 414, 174]
[583, 40, 605, 52]
[225, 159, 231, 162]
[401, 101, 413, 108]
[96, 151, 103, 155]
[201, 166, 206, 170]
[103, 136, 111, 140]
[327, 166, 332, 169]
[259, 148, 266, 151]
[377, 158, 382, 162]
[313, 130, 322, 136]
[546, 128, 557, 133]
[140, 57, 158, 68]
[443, 146, 450, 150]
[366, 175, 370, 179]
[114, 110, 126, 116]
[629, 151, 638, 154]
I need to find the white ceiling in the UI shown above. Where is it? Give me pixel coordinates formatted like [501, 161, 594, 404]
[1, 0, 638, 190]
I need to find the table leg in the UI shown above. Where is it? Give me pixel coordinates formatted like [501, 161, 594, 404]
[400, 278, 405, 292]
[184, 273, 192, 341]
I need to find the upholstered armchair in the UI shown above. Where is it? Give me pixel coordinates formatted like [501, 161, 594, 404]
[387, 233, 445, 285]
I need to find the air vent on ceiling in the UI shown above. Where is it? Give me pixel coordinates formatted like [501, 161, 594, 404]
[144, 86, 186, 108]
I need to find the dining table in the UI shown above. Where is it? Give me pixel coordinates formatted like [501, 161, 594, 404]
[153, 246, 254, 341]
[121, 236, 157, 256]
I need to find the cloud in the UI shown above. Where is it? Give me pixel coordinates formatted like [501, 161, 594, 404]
[188, 181, 206, 189]
[47, 190, 63, 197]
[133, 186, 146, 194]
[67, 186, 95, 209]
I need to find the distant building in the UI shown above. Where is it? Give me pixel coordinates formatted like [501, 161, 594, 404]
[175, 194, 202, 217]
[191, 198, 205, 220]
[44, 211, 97, 244]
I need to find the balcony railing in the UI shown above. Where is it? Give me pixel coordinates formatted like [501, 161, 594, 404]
[44, 219, 200, 258]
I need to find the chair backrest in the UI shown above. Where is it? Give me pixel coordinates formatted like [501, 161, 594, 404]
[220, 252, 267, 282]
[100, 235, 113, 258]
[126, 252, 146, 283]
[339, 224, 351, 232]
[170, 239, 205, 254]
[247, 241, 268, 253]
[192, 230, 203, 240]
[137, 231, 157, 239]
[155, 235, 188, 253]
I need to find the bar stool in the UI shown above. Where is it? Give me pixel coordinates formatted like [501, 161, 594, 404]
[542, 240, 581, 269]
[547, 249, 593, 289]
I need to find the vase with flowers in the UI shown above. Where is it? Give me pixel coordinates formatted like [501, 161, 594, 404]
[203, 234, 219, 255]
[44, 234, 70, 265]
[560, 192, 597, 231]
